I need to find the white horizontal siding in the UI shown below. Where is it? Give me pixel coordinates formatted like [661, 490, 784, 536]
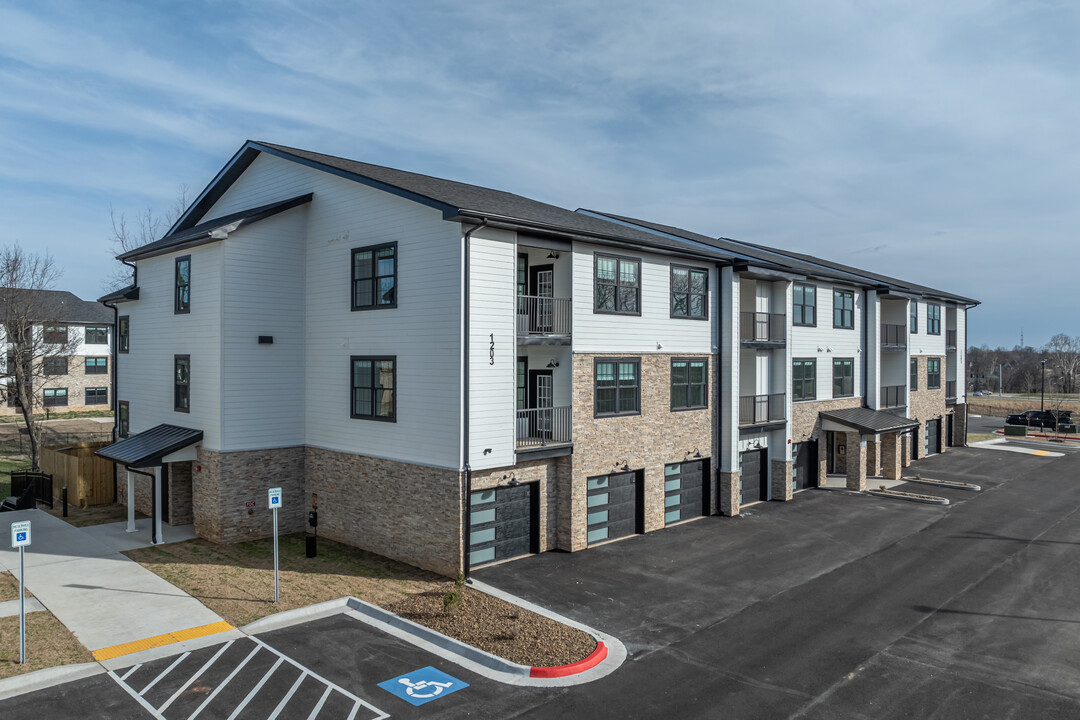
[790, 284, 864, 401]
[911, 299, 946, 357]
[571, 241, 715, 354]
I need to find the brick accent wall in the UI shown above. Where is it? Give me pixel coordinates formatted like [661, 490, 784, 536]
[791, 397, 864, 443]
[771, 459, 793, 501]
[866, 439, 880, 478]
[570, 353, 713, 551]
[845, 431, 866, 490]
[719, 471, 740, 516]
[950, 404, 968, 446]
[882, 432, 901, 479]
[117, 467, 153, 516]
[3, 356, 114, 417]
[470, 456, 570, 553]
[910, 356, 948, 456]
[168, 462, 193, 525]
[306, 447, 461, 577]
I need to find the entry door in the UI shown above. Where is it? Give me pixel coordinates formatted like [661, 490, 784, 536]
[926, 419, 940, 456]
[946, 414, 954, 447]
[528, 369, 553, 439]
[755, 352, 771, 422]
[739, 449, 768, 505]
[793, 442, 818, 490]
[530, 264, 554, 333]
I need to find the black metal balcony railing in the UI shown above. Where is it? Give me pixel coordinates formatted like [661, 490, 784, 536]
[740, 312, 786, 344]
[881, 324, 906, 350]
[516, 406, 572, 449]
[946, 380, 957, 401]
[881, 384, 905, 409]
[739, 393, 785, 426]
[946, 330, 957, 349]
[517, 296, 571, 337]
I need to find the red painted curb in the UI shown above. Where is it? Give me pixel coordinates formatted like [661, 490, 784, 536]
[529, 641, 608, 678]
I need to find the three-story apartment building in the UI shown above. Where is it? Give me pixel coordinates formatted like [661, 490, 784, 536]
[98, 141, 976, 576]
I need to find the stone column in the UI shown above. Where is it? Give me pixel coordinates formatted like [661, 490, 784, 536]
[881, 432, 902, 480]
[771, 460, 793, 501]
[938, 417, 947, 454]
[866, 439, 881, 478]
[719, 471, 741, 516]
[816, 437, 828, 485]
[845, 431, 866, 491]
[901, 433, 912, 467]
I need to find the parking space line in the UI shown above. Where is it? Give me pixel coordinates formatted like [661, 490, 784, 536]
[107, 670, 167, 720]
[158, 640, 234, 714]
[188, 644, 261, 720]
[120, 664, 143, 682]
[266, 670, 308, 720]
[306, 686, 333, 720]
[225, 656, 284, 720]
[140, 652, 190, 696]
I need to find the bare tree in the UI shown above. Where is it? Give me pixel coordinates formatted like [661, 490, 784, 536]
[1044, 333, 1080, 395]
[0, 245, 80, 470]
[104, 184, 189, 292]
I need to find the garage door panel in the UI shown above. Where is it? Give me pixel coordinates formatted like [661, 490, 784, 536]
[469, 485, 535, 568]
[587, 471, 639, 545]
[664, 460, 708, 526]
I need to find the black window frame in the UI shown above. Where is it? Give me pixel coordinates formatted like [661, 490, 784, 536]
[118, 316, 129, 353]
[84, 357, 108, 375]
[350, 356, 397, 421]
[43, 388, 68, 407]
[670, 358, 708, 411]
[793, 283, 817, 327]
[118, 401, 129, 437]
[910, 302, 918, 334]
[594, 357, 641, 417]
[927, 303, 941, 335]
[175, 255, 191, 314]
[6, 381, 21, 408]
[832, 289, 854, 329]
[669, 265, 708, 320]
[910, 357, 919, 390]
[174, 354, 190, 413]
[43, 325, 68, 344]
[85, 387, 108, 405]
[832, 358, 854, 398]
[927, 358, 941, 389]
[43, 356, 68, 375]
[85, 326, 109, 345]
[351, 242, 398, 311]
[793, 358, 817, 401]
[593, 253, 641, 316]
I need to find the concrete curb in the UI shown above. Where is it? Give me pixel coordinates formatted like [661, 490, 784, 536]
[867, 489, 949, 505]
[902, 477, 981, 492]
[0, 662, 104, 702]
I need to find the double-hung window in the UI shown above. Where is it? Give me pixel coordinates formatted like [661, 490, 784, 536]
[793, 284, 816, 326]
[927, 304, 941, 335]
[351, 356, 396, 421]
[910, 302, 918, 333]
[85, 387, 108, 405]
[833, 358, 854, 397]
[595, 358, 640, 416]
[351, 243, 397, 310]
[43, 326, 67, 344]
[594, 254, 640, 315]
[85, 326, 109, 345]
[118, 401, 129, 437]
[833, 289, 854, 329]
[43, 388, 68, 407]
[671, 359, 707, 410]
[44, 356, 68, 375]
[174, 355, 190, 412]
[118, 316, 130, 353]
[927, 358, 941, 389]
[175, 256, 191, 313]
[910, 358, 919, 390]
[793, 358, 817, 401]
[85, 357, 108, 375]
[670, 265, 707, 319]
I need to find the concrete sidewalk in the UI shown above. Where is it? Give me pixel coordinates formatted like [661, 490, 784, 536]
[0, 510, 230, 660]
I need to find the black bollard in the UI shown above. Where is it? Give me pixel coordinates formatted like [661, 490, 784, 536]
[62, 486, 68, 517]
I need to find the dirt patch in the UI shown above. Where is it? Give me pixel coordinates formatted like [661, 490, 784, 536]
[126, 534, 596, 667]
[0, 571, 20, 603]
[0, 611, 93, 680]
[385, 581, 596, 667]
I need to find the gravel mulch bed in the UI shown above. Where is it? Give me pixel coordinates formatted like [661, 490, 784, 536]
[385, 581, 596, 667]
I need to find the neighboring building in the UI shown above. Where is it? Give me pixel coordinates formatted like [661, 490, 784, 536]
[1, 289, 114, 416]
[97, 141, 977, 576]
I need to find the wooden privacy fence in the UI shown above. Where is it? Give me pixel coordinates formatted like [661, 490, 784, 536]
[40, 441, 114, 507]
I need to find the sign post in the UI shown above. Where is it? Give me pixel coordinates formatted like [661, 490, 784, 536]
[11, 520, 31, 664]
[268, 488, 282, 603]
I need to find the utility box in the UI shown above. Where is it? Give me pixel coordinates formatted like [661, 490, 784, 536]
[1004, 425, 1027, 437]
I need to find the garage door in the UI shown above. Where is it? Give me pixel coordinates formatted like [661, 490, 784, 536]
[792, 442, 818, 490]
[925, 419, 940, 456]
[587, 471, 640, 546]
[739, 449, 769, 505]
[469, 484, 536, 568]
[664, 460, 708, 525]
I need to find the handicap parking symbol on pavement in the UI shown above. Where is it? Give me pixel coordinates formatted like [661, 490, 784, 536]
[378, 666, 469, 706]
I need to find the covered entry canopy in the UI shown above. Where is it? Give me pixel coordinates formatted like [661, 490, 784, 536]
[95, 424, 203, 467]
[819, 407, 919, 436]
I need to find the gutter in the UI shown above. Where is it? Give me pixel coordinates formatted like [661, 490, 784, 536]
[101, 258, 136, 503]
[461, 218, 488, 581]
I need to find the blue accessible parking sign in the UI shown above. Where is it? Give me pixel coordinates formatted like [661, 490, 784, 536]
[378, 666, 469, 706]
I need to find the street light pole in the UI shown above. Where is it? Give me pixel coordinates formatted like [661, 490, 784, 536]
[1041, 359, 1046, 411]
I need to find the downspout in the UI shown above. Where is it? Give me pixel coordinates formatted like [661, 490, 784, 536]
[102, 298, 119, 502]
[713, 263, 724, 514]
[461, 218, 488, 581]
[862, 291, 869, 402]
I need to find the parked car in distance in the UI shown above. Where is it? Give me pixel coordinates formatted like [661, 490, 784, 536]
[1005, 410, 1058, 428]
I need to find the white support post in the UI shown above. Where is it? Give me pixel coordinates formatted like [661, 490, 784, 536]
[126, 471, 137, 533]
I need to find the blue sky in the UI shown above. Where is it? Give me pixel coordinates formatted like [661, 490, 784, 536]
[1, 0, 1076, 348]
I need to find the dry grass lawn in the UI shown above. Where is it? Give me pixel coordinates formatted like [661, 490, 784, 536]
[0, 612, 94, 680]
[0, 571, 20, 603]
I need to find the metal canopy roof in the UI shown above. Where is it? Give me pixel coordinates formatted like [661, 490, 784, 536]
[95, 424, 203, 468]
[819, 407, 920, 435]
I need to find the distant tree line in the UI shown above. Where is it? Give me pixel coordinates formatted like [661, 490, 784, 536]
[968, 334, 1080, 395]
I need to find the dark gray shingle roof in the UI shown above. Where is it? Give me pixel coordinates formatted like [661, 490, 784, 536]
[0, 288, 113, 324]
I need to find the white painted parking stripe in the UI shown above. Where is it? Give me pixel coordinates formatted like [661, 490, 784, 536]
[187, 644, 261, 720]
[346, 701, 362, 720]
[140, 652, 190, 696]
[266, 670, 308, 720]
[158, 640, 234, 714]
[107, 670, 167, 720]
[306, 685, 333, 720]
[225, 656, 284, 720]
[120, 663, 143, 682]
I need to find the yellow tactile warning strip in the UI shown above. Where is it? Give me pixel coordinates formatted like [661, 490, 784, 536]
[92, 620, 235, 661]
[1032, 450, 1050, 456]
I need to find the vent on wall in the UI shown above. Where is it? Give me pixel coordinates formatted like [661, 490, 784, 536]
[258, 336, 274, 344]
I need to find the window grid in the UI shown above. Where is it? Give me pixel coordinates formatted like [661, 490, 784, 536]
[174, 355, 190, 413]
[910, 302, 918, 333]
[43, 388, 68, 407]
[833, 358, 854, 398]
[85, 327, 109, 345]
[119, 401, 129, 437]
[833, 290, 854, 329]
[118, 316, 130, 353]
[671, 358, 708, 410]
[351, 356, 396, 421]
[175, 256, 191, 313]
[793, 284, 817, 327]
[351, 243, 397, 310]
[927, 358, 941, 389]
[910, 358, 919, 390]
[85, 387, 108, 405]
[85, 357, 108, 375]
[793, 358, 817, 401]
[927, 304, 941, 335]
[43, 356, 68, 375]
[43, 326, 67, 344]
[594, 254, 641, 315]
[595, 358, 640, 416]
[670, 265, 708, 319]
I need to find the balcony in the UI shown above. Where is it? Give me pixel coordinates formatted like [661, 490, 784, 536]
[517, 295, 571, 345]
[946, 330, 957, 350]
[881, 324, 906, 352]
[740, 312, 786, 347]
[881, 384, 905, 409]
[516, 406, 572, 450]
[739, 393, 786, 427]
[946, 380, 957, 403]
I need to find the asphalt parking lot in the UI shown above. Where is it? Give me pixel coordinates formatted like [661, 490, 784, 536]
[6, 441, 1080, 719]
